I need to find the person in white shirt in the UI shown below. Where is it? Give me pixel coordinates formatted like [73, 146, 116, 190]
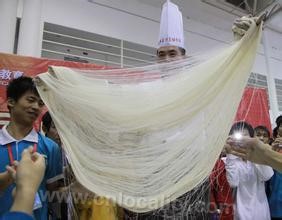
[225, 121, 273, 220]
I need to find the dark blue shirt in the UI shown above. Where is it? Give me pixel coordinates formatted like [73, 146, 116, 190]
[0, 211, 33, 220]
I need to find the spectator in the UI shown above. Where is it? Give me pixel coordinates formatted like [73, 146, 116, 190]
[267, 117, 282, 220]
[254, 126, 271, 144]
[225, 121, 273, 220]
[0, 77, 63, 220]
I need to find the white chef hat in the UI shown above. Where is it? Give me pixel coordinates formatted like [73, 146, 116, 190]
[158, 0, 185, 49]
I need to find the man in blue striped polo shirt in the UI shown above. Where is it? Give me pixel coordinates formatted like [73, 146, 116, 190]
[0, 76, 63, 220]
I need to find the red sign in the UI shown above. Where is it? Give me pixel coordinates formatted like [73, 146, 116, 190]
[0, 52, 107, 129]
[235, 87, 272, 135]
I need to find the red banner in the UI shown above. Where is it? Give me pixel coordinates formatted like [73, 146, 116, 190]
[0, 53, 272, 133]
[235, 87, 272, 134]
[0, 52, 107, 128]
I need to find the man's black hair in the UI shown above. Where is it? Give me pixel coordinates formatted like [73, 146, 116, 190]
[156, 46, 186, 56]
[6, 76, 39, 101]
[254, 125, 270, 138]
[276, 115, 282, 127]
[42, 111, 52, 132]
[179, 47, 186, 56]
[229, 121, 254, 137]
[273, 127, 278, 139]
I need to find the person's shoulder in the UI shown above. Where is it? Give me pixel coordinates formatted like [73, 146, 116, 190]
[38, 132, 56, 145]
[37, 132, 60, 151]
[275, 170, 282, 176]
[0, 128, 9, 146]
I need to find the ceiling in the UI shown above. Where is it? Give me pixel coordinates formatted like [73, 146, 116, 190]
[136, 0, 282, 32]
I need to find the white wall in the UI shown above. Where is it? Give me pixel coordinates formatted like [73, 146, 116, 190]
[42, 0, 235, 49]
[42, 0, 160, 48]
[39, 0, 282, 77]
[265, 28, 282, 79]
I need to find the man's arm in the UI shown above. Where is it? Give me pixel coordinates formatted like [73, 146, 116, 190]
[263, 147, 282, 172]
[227, 137, 282, 172]
[10, 185, 37, 215]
